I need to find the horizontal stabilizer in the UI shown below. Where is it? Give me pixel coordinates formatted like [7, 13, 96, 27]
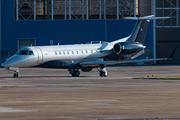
[124, 15, 171, 20]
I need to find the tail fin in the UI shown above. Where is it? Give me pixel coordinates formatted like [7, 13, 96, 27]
[134, 20, 149, 44]
[124, 15, 171, 44]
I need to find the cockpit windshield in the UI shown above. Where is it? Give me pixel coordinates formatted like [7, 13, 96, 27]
[16, 50, 28, 55]
[16, 50, 34, 55]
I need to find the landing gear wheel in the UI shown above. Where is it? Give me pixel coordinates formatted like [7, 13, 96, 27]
[14, 72, 19, 78]
[99, 71, 108, 77]
[99, 65, 108, 77]
[69, 69, 80, 77]
[74, 70, 80, 77]
[100, 71, 104, 77]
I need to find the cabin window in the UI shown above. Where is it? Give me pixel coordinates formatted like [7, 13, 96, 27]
[67, 51, 69, 54]
[91, 50, 93, 53]
[59, 52, 61, 55]
[55, 52, 57, 55]
[63, 51, 65, 55]
[76, 51, 78, 54]
[86, 50, 88, 54]
[82, 50, 85, 54]
[81, 50, 83, 54]
[72, 51, 74, 54]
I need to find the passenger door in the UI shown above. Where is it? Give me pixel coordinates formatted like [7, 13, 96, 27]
[34, 47, 43, 64]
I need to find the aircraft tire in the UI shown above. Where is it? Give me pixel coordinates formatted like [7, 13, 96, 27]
[74, 70, 80, 77]
[104, 73, 108, 77]
[14, 73, 19, 78]
[100, 71, 104, 77]
[71, 70, 80, 77]
[100, 71, 108, 77]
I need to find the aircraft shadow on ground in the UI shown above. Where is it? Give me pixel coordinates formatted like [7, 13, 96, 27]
[0, 76, 93, 78]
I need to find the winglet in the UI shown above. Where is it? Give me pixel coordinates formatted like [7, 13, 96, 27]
[168, 46, 178, 59]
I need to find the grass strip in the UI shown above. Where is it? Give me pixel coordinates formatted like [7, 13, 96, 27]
[0, 85, 24, 88]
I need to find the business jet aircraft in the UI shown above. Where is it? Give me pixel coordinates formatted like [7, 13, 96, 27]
[2, 15, 174, 78]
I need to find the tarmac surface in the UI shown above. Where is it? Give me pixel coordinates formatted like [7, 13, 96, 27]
[0, 65, 180, 120]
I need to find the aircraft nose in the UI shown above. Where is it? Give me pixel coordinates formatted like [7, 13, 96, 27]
[2, 57, 16, 67]
[2, 55, 37, 67]
[2, 55, 25, 67]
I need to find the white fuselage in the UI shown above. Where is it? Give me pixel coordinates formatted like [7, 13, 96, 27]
[39, 42, 113, 63]
[2, 41, 119, 68]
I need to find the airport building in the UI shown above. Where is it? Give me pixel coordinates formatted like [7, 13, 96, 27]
[0, 0, 179, 65]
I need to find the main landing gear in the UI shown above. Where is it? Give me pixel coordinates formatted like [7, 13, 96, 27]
[69, 65, 108, 77]
[98, 65, 108, 77]
[69, 69, 80, 77]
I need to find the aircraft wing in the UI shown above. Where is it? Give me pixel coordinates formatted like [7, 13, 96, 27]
[80, 58, 168, 67]
[80, 46, 177, 67]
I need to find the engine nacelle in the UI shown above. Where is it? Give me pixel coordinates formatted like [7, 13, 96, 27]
[113, 43, 122, 54]
[113, 42, 144, 55]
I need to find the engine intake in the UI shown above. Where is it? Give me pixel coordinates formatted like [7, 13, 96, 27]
[113, 43, 122, 54]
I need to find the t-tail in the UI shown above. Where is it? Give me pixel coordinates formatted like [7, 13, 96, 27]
[113, 15, 171, 44]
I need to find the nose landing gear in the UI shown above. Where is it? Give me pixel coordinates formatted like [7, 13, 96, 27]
[5, 67, 19, 78]
[13, 69, 19, 78]
[14, 71, 19, 78]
